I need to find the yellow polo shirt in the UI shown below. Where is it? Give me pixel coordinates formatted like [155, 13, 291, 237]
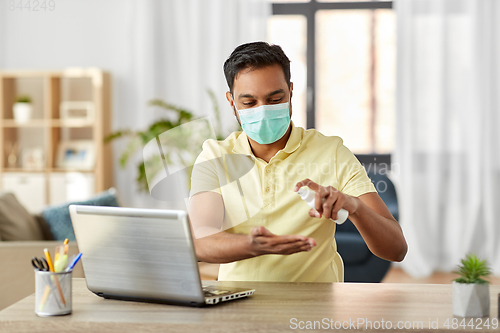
[190, 124, 376, 282]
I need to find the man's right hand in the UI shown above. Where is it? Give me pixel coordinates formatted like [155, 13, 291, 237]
[249, 226, 316, 256]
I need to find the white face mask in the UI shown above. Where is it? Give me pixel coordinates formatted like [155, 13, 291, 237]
[233, 98, 291, 145]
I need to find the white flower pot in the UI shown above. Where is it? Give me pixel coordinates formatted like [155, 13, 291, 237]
[13, 102, 32, 124]
[452, 281, 490, 317]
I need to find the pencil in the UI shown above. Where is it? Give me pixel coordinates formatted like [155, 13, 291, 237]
[38, 285, 51, 311]
[44, 248, 66, 306]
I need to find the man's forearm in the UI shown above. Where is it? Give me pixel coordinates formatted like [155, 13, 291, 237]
[349, 197, 407, 262]
[194, 231, 255, 264]
[194, 227, 315, 264]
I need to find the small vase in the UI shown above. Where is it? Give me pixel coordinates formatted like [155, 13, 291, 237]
[13, 102, 32, 124]
[452, 281, 490, 317]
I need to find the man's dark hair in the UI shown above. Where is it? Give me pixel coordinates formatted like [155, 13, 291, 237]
[223, 41, 291, 94]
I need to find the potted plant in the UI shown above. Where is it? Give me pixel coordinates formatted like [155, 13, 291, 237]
[452, 253, 491, 317]
[13, 95, 33, 124]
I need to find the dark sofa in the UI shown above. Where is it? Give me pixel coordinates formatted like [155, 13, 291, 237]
[335, 171, 399, 282]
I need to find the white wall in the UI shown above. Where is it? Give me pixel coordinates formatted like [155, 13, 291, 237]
[0, 0, 269, 209]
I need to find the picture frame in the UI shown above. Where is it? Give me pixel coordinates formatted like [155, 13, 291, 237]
[60, 101, 95, 122]
[56, 140, 95, 170]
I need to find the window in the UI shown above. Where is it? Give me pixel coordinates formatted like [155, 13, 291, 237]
[267, 1, 395, 154]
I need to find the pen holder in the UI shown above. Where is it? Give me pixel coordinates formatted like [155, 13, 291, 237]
[35, 270, 72, 316]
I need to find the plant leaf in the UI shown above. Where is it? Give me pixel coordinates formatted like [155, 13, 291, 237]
[104, 129, 134, 143]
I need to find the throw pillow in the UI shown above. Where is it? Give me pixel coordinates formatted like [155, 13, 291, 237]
[42, 189, 119, 241]
[33, 214, 55, 240]
[0, 192, 45, 241]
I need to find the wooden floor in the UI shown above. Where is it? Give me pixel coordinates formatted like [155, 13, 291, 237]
[382, 267, 500, 284]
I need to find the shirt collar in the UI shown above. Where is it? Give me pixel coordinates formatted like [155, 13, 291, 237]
[231, 121, 302, 155]
[282, 121, 302, 154]
[232, 131, 253, 155]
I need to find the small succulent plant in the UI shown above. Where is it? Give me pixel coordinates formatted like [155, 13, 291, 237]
[453, 253, 491, 284]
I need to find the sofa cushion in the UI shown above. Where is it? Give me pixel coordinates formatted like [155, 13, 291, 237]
[0, 192, 45, 241]
[42, 189, 119, 241]
[336, 233, 371, 265]
[33, 214, 55, 240]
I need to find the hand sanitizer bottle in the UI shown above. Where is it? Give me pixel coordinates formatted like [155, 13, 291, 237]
[297, 188, 349, 224]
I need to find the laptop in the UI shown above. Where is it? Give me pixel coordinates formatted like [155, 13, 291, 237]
[69, 205, 255, 306]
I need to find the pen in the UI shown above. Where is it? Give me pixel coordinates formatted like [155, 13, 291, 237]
[66, 252, 82, 272]
[44, 248, 66, 306]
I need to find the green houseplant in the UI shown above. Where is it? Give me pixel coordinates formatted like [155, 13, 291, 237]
[16, 95, 32, 103]
[106, 90, 228, 192]
[13, 95, 33, 124]
[452, 253, 491, 317]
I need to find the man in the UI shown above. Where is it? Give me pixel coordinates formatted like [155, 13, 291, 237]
[189, 41, 407, 282]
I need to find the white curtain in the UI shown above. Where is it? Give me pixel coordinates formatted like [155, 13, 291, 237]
[0, 0, 270, 209]
[118, 0, 270, 208]
[394, 0, 500, 277]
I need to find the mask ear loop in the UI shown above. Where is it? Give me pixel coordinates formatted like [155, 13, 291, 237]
[231, 94, 242, 126]
[231, 94, 238, 111]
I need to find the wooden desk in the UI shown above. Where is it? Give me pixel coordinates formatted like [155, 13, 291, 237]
[0, 279, 498, 332]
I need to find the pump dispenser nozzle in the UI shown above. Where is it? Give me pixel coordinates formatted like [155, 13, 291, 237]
[297, 188, 349, 224]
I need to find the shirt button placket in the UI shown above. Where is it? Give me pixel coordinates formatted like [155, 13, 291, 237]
[264, 166, 273, 208]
